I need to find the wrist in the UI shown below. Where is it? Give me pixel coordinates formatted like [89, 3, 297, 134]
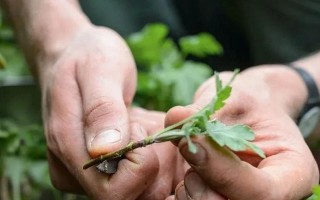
[29, 1, 92, 69]
[2, 0, 92, 73]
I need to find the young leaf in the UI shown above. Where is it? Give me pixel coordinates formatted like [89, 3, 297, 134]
[179, 33, 223, 57]
[205, 121, 265, 158]
[214, 86, 232, 112]
[182, 123, 198, 154]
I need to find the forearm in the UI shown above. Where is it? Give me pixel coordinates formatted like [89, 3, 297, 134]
[0, 0, 91, 73]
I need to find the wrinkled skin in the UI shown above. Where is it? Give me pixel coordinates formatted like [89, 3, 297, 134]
[165, 66, 319, 200]
[41, 26, 184, 199]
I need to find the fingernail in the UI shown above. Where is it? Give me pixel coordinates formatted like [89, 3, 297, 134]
[90, 130, 121, 148]
[185, 172, 205, 199]
[180, 142, 206, 166]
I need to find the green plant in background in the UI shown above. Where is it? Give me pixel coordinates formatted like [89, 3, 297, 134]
[0, 120, 49, 200]
[0, 10, 29, 80]
[127, 23, 223, 111]
[0, 10, 6, 69]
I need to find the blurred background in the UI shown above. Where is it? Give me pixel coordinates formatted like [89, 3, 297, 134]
[0, 8, 90, 200]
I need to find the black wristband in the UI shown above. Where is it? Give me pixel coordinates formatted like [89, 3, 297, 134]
[287, 64, 320, 123]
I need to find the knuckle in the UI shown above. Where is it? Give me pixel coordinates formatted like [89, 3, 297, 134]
[84, 97, 120, 127]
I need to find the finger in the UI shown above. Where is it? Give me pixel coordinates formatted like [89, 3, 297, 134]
[184, 169, 226, 200]
[137, 142, 179, 200]
[129, 108, 181, 200]
[104, 123, 160, 200]
[77, 62, 136, 157]
[165, 196, 175, 200]
[53, 121, 159, 200]
[47, 150, 85, 194]
[172, 181, 188, 200]
[129, 107, 165, 134]
[178, 136, 273, 200]
[47, 64, 160, 199]
[165, 105, 198, 127]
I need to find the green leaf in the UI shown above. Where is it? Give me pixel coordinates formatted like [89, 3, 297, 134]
[0, 129, 10, 138]
[182, 122, 198, 154]
[156, 61, 212, 106]
[308, 186, 320, 200]
[160, 39, 183, 69]
[0, 43, 29, 80]
[179, 33, 223, 57]
[313, 186, 320, 196]
[126, 23, 169, 67]
[205, 121, 265, 158]
[214, 86, 232, 111]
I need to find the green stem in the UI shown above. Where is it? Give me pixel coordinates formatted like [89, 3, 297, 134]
[83, 135, 155, 169]
[83, 125, 189, 170]
[83, 104, 208, 170]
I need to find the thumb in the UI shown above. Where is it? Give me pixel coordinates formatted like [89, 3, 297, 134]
[80, 77, 132, 157]
[178, 136, 271, 200]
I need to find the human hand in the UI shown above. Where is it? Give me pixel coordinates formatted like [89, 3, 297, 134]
[39, 25, 157, 198]
[165, 65, 319, 200]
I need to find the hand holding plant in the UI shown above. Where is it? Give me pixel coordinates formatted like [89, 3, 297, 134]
[166, 66, 319, 200]
[83, 70, 265, 170]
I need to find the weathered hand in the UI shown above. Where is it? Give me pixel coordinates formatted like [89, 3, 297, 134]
[165, 65, 319, 200]
[38, 26, 150, 198]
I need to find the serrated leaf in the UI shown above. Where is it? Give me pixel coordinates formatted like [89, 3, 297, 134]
[214, 86, 232, 111]
[179, 33, 223, 57]
[205, 121, 265, 158]
[206, 72, 233, 114]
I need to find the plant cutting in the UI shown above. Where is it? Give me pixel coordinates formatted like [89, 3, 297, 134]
[83, 70, 266, 172]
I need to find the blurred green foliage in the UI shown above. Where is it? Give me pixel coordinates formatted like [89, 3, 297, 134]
[307, 186, 320, 200]
[128, 23, 222, 111]
[0, 120, 50, 200]
[0, 10, 29, 80]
